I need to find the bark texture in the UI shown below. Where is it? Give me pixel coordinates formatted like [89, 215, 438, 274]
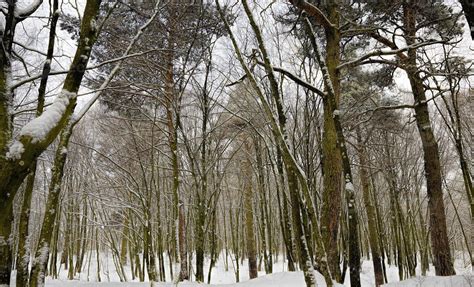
[403, 2, 455, 276]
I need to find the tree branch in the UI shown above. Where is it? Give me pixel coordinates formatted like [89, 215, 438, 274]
[288, 0, 334, 29]
[255, 60, 326, 98]
[338, 39, 445, 70]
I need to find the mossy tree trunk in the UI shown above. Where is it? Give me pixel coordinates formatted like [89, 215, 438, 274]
[16, 168, 35, 287]
[0, 1, 42, 284]
[29, 126, 73, 287]
[302, 15, 361, 287]
[0, 0, 100, 284]
[320, 2, 343, 280]
[402, 2, 455, 276]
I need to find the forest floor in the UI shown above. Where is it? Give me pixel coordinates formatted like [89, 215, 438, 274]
[44, 272, 474, 287]
[19, 253, 472, 286]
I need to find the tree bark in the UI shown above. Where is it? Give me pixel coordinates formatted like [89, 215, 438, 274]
[15, 168, 35, 287]
[29, 125, 73, 287]
[356, 129, 383, 286]
[243, 137, 258, 280]
[403, 2, 455, 276]
[0, 0, 100, 283]
[320, 2, 343, 280]
[178, 201, 189, 281]
[407, 72, 455, 275]
[303, 16, 361, 287]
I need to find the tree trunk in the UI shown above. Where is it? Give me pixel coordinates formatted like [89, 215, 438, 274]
[0, 0, 101, 282]
[460, 0, 474, 39]
[356, 129, 384, 286]
[144, 215, 157, 281]
[403, 2, 455, 275]
[275, 147, 296, 272]
[320, 2, 343, 280]
[29, 126, 73, 287]
[195, 62, 210, 282]
[0, 5, 20, 283]
[178, 201, 189, 281]
[303, 16, 361, 287]
[15, 167, 35, 287]
[243, 137, 258, 280]
[408, 72, 455, 275]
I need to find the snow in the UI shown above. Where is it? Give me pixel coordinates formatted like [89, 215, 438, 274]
[420, 124, 431, 131]
[6, 140, 25, 160]
[45, 272, 330, 287]
[24, 252, 471, 287]
[345, 182, 355, 193]
[43, 272, 474, 287]
[90, 19, 97, 29]
[20, 236, 31, 268]
[383, 275, 474, 286]
[33, 243, 49, 266]
[14, 0, 42, 17]
[18, 90, 76, 143]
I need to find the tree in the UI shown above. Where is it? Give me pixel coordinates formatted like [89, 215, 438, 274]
[0, 0, 102, 283]
[359, 0, 461, 275]
[93, 1, 228, 280]
[287, 1, 363, 285]
[459, 0, 474, 39]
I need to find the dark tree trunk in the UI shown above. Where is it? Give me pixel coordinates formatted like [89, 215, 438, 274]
[320, 2, 343, 280]
[403, 2, 455, 276]
[408, 72, 455, 275]
[460, 0, 474, 39]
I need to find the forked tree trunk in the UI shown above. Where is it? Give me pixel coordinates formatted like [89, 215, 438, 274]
[303, 16, 361, 287]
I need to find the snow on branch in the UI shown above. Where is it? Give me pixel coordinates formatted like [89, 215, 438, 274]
[6, 90, 76, 160]
[15, 0, 43, 19]
[19, 90, 76, 143]
[6, 141, 25, 160]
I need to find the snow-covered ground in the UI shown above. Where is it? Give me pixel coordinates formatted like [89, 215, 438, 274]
[46, 272, 311, 287]
[24, 252, 472, 286]
[44, 271, 474, 287]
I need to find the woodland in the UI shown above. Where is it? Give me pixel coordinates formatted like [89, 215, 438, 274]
[0, 0, 473, 287]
